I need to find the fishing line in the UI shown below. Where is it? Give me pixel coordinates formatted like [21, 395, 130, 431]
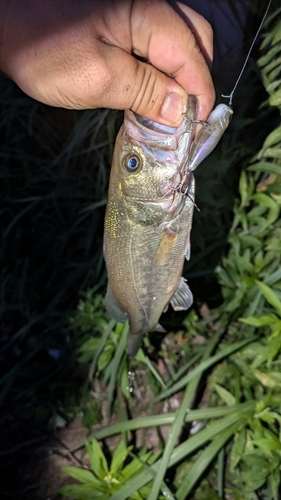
[222, 0, 273, 106]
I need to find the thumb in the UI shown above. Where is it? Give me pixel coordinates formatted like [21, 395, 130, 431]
[94, 46, 188, 127]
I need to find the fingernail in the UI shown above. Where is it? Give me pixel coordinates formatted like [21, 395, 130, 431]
[161, 92, 185, 125]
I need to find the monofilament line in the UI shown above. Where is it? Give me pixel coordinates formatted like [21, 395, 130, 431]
[222, 0, 272, 107]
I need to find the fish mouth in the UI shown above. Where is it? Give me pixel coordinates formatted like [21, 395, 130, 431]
[124, 110, 188, 150]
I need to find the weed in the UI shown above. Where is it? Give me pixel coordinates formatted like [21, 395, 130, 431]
[62, 7, 281, 500]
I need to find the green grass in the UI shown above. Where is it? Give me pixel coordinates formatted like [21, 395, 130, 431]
[60, 8, 281, 500]
[0, 78, 123, 421]
[1, 3, 281, 500]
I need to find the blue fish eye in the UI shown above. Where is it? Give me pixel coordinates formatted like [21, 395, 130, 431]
[123, 154, 141, 173]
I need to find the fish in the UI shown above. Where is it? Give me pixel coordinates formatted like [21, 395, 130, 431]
[103, 96, 233, 358]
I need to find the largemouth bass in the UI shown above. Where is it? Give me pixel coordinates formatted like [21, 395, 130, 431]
[104, 96, 232, 358]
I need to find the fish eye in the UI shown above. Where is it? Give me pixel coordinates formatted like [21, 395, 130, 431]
[123, 154, 142, 173]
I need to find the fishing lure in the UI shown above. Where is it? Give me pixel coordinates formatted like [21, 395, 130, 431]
[178, 0, 272, 192]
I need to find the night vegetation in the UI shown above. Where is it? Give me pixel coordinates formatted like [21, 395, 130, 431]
[1, 2, 281, 499]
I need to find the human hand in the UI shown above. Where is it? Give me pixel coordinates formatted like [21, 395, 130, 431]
[0, 0, 215, 126]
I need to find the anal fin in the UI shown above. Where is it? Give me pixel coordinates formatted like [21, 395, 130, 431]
[170, 277, 193, 311]
[153, 323, 166, 333]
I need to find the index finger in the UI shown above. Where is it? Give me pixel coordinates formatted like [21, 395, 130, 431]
[131, 0, 215, 121]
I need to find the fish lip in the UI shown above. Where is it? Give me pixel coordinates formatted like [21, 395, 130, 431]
[124, 110, 190, 150]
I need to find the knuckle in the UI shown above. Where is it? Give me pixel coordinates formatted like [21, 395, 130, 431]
[130, 65, 160, 116]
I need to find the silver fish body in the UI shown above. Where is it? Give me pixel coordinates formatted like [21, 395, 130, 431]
[104, 97, 233, 358]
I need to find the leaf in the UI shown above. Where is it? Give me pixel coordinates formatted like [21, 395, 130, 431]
[252, 370, 277, 388]
[262, 147, 281, 159]
[109, 404, 255, 500]
[266, 371, 281, 384]
[121, 451, 154, 480]
[229, 429, 246, 471]
[259, 44, 281, 66]
[147, 331, 223, 500]
[110, 439, 130, 474]
[253, 437, 281, 452]
[119, 361, 131, 399]
[248, 161, 281, 176]
[85, 438, 109, 479]
[269, 88, 281, 106]
[268, 466, 281, 500]
[213, 383, 236, 406]
[263, 125, 281, 147]
[238, 449, 273, 493]
[255, 280, 281, 316]
[136, 349, 166, 389]
[252, 193, 280, 226]
[62, 466, 101, 485]
[239, 313, 278, 327]
[154, 337, 256, 402]
[79, 337, 100, 353]
[176, 421, 242, 500]
[258, 409, 281, 425]
[98, 345, 114, 372]
[105, 322, 128, 411]
[242, 453, 272, 476]
[267, 181, 281, 197]
[267, 335, 281, 366]
[59, 484, 105, 499]
[242, 476, 267, 495]
[239, 170, 250, 207]
[88, 319, 116, 381]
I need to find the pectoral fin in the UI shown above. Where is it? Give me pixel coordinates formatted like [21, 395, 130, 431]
[154, 323, 166, 333]
[185, 235, 191, 261]
[170, 277, 193, 311]
[105, 283, 127, 323]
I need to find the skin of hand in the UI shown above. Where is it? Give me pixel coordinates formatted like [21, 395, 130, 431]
[0, 0, 215, 126]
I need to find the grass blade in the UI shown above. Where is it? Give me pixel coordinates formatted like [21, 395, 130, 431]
[176, 421, 242, 500]
[154, 336, 256, 402]
[136, 349, 167, 390]
[69, 401, 255, 453]
[110, 403, 255, 500]
[106, 322, 129, 412]
[147, 330, 222, 500]
[88, 319, 116, 382]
